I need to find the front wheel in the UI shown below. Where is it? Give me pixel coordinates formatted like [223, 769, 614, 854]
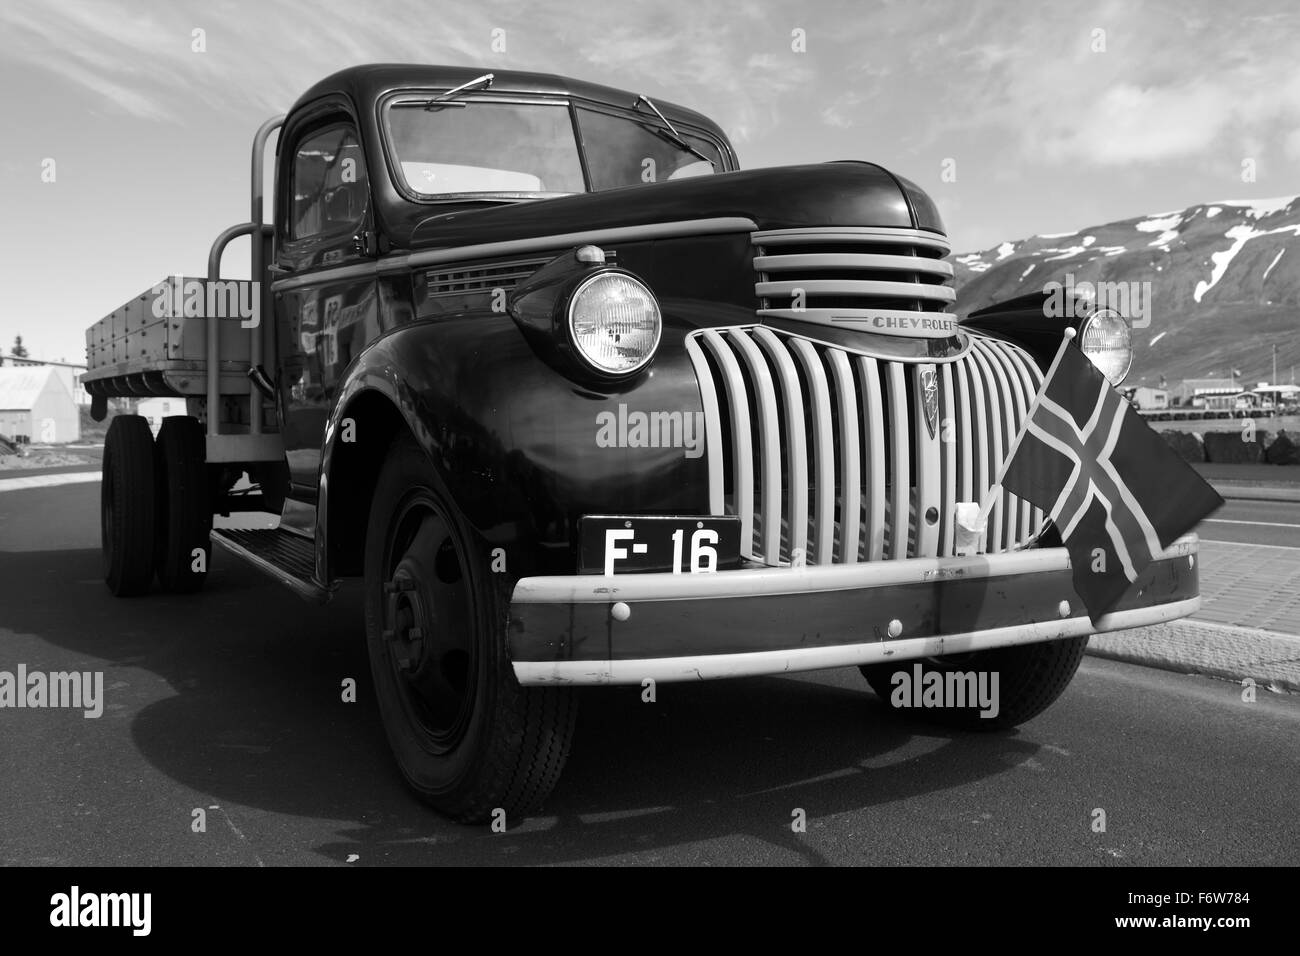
[859, 637, 1087, 730]
[363, 437, 576, 823]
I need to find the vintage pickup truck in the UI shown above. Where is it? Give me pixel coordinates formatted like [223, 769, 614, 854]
[83, 64, 1200, 822]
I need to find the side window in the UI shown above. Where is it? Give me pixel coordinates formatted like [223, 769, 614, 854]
[290, 125, 368, 241]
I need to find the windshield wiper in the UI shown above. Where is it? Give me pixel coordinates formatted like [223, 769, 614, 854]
[632, 94, 716, 168]
[424, 73, 494, 110]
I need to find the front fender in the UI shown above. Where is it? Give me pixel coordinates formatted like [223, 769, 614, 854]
[961, 290, 1098, 369]
[319, 308, 721, 585]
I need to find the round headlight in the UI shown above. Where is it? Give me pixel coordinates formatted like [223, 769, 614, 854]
[567, 272, 662, 375]
[1079, 309, 1132, 385]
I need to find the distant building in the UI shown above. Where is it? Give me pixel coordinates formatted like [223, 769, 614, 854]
[0, 354, 91, 406]
[136, 397, 188, 436]
[1170, 378, 1235, 405]
[0, 366, 80, 443]
[1130, 386, 1169, 410]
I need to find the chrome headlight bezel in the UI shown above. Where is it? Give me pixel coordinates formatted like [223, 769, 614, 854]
[1078, 308, 1133, 385]
[565, 270, 663, 377]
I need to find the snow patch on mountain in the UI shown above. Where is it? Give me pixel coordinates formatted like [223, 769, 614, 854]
[1213, 196, 1296, 219]
[1205, 206, 1222, 218]
[1193, 220, 1300, 302]
[1149, 330, 1168, 346]
[1194, 225, 1257, 302]
[1135, 213, 1182, 248]
[955, 253, 989, 273]
[995, 241, 1015, 261]
[1262, 248, 1286, 282]
[1136, 214, 1183, 234]
[1043, 244, 1091, 261]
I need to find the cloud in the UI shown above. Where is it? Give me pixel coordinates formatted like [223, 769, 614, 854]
[820, 92, 863, 129]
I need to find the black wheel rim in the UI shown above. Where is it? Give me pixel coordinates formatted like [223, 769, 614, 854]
[379, 490, 477, 753]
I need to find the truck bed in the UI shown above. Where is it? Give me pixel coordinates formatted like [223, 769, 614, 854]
[82, 276, 259, 398]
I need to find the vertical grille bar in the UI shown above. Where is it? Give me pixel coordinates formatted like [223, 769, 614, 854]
[1003, 345, 1047, 536]
[753, 327, 808, 565]
[912, 364, 942, 557]
[953, 355, 975, 508]
[970, 346, 1006, 552]
[827, 351, 861, 563]
[789, 338, 835, 565]
[938, 363, 958, 555]
[975, 340, 1019, 550]
[886, 362, 910, 559]
[957, 355, 991, 552]
[684, 335, 725, 516]
[730, 330, 783, 562]
[985, 340, 1033, 545]
[857, 356, 886, 561]
[699, 329, 755, 556]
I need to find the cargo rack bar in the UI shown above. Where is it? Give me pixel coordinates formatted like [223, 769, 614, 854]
[206, 114, 285, 442]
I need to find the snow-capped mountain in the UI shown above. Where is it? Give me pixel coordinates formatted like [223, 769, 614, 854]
[953, 197, 1300, 388]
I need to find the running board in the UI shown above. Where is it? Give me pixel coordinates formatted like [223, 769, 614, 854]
[210, 528, 332, 603]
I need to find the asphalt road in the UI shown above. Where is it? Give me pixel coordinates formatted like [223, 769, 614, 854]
[1, 480, 1297, 866]
[1197, 498, 1300, 548]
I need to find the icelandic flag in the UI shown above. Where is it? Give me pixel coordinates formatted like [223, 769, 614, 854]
[997, 337, 1223, 621]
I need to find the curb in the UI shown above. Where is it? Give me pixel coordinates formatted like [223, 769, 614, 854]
[1087, 618, 1300, 694]
[1212, 483, 1300, 502]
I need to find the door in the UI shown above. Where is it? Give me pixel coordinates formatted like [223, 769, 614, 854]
[273, 112, 381, 501]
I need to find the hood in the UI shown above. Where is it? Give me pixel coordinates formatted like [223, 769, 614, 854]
[407, 162, 945, 250]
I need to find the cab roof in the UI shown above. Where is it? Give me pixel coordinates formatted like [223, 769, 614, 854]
[291, 63, 727, 137]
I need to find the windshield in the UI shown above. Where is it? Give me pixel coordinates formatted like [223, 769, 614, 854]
[387, 100, 586, 197]
[576, 106, 721, 189]
[384, 97, 723, 199]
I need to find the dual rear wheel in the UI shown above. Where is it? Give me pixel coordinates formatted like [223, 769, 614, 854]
[101, 414, 211, 596]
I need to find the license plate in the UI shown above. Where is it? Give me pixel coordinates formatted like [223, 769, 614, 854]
[579, 515, 741, 575]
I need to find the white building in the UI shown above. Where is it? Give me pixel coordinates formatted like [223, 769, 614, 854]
[0, 366, 80, 443]
[0, 355, 90, 406]
[1130, 386, 1169, 410]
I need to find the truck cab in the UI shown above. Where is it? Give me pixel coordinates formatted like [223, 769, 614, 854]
[84, 64, 1201, 823]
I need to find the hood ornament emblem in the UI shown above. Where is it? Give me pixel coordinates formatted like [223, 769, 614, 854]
[919, 366, 940, 439]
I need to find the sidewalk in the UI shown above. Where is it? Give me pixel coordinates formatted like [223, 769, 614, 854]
[1089, 538, 1300, 692]
[1193, 540, 1300, 633]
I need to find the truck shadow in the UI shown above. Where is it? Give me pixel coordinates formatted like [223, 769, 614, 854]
[2, 544, 1045, 866]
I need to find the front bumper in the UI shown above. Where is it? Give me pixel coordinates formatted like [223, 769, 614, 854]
[508, 535, 1200, 685]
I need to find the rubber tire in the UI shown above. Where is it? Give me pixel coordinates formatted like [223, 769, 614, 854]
[102, 414, 157, 597]
[859, 637, 1088, 730]
[154, 416, 212, 593]
[364, 437, 577, 823]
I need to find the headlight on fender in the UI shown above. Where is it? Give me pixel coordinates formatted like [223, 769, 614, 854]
[567, 272, 662, 375]
[1079, 309, 1132, 385]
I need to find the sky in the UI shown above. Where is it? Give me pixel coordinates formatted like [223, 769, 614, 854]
[2, 0, 1299, 363]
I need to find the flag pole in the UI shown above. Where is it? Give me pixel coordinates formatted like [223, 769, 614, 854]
[974, 327, 1077, 530]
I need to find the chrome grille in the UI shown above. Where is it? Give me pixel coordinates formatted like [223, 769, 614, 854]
[752, 227, 957, 333]
[685, 327, 1045, 565]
